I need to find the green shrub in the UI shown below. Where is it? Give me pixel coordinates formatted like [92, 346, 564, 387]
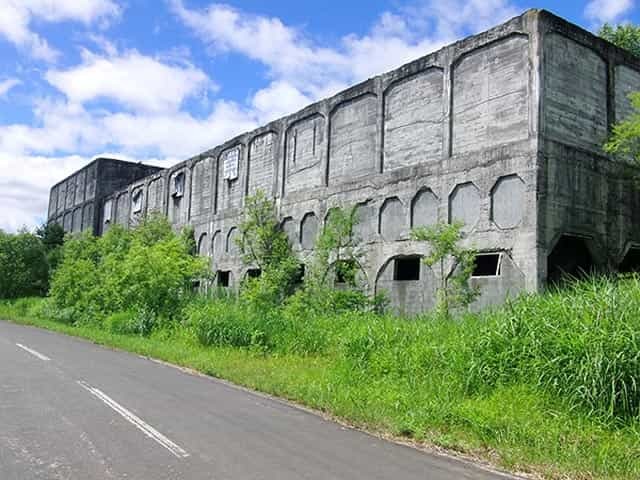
[49, 216, 208, 330]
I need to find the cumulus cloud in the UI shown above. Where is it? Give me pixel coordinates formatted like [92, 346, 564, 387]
[0, 0, 121, 61]
[585, 0, 635, 24]
[45, 49, 213, 113]
[1, 0, 524, 231]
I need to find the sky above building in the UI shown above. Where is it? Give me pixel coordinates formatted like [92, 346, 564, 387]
[0, 0, 637, 231]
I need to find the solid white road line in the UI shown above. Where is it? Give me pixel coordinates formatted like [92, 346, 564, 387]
[16, 343, 51, 361]
[77, 380, 190, 459]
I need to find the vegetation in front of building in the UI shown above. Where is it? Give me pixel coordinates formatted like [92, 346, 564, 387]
[1, 195, 640, 479]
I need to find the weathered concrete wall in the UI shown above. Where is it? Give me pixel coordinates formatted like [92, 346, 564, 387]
[76, 9, 545, 312]
[58, 9, 640, 313]
[48, 158, 162, 236]
[538, 11, 640, 283]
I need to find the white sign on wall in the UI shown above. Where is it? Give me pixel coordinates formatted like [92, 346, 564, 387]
[223, 148, 239, 181]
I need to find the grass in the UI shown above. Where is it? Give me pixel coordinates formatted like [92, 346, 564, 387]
[2, 278, 640, 479]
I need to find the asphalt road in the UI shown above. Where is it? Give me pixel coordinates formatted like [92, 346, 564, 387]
[0, 321, 515, 480]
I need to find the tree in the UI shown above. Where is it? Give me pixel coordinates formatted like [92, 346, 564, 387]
[236, 190, 301, 307]
[599, 23, 640, 57]
[604, 92, 640, 163]
[600, 23, 640, 163]
[35, 222, 65, 274]
[0, 230, 49, 299]
[411, 222, 478, 319]
[309, 205, 364, 288]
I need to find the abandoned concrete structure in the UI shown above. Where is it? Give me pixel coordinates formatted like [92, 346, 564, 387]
[47, 9, 640, 314]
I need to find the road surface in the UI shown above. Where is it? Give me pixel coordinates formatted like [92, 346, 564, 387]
[0, 320, 515, 480]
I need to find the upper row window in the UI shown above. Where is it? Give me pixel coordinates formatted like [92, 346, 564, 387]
[173, 172, 185, 197]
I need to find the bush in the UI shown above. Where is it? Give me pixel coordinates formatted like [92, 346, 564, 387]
[49, 216, 208, 329]
[0, 230, 49, 298]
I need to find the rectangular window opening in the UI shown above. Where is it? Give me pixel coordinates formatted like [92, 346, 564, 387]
[217, 270, 230, 287]
[472, 253, 502, 277]
[172, 173, 185, 197]
[293, 264, 305, 286]
[393, 257, 421, 281]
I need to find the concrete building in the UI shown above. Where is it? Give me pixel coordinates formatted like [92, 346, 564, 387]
[47, 9, 640, 314]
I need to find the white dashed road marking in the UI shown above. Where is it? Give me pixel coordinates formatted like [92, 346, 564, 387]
[77, 380, 190, 459]
[16, 343, 51, 361]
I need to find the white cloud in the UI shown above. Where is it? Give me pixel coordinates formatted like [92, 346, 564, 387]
[585, 0, 635, 24]
[0, 0, 121, 61]
[0, 78, 20, 98]
[46, 49, 213, 113]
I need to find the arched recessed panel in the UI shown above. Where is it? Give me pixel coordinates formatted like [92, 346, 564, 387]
[375, 255, 436, 316]
[82, 204, 94, 232]
[57, 181, 66, 215]
[72, 207, 82, 232]
[328, 94, 377, 184]
[116, 192, 129, 226]
[147, 177, 164, 213]
[63, 212, 72, 232]
[248, 132, 277, 196]
[284, 115, 324, 195]
[300, 212, 318, 250]
[543, 33, 607, 151]
[353, 201, 376, 243]
[281, 217, 297, 246]
[217, 146, 243, 212]
[411, 189, 438, 228]
[226, 227, 239, 255]
[384, 69, 444, 170]
[449, 183, 480, 230]
[452, 35, 529, 154]
[491, 175, 525, 228]
[191, 157, 213, 218]
[74, 170, 86, 206]
[380, 197, 406, 241]
[197, 232, 209, 256]
[211, 230, 222, 259]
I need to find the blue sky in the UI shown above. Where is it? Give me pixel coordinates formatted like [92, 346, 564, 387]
[0, 0, 638, 231]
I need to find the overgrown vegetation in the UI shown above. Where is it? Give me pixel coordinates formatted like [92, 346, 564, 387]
[411, 221, 477, 319]
[0, 222, 64, 299]
[2, 197, 640, 478]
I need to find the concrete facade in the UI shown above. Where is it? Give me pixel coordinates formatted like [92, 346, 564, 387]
[47, 10, 640, 315]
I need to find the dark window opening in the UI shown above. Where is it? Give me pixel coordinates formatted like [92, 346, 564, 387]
[620, 248, 640, 273]
[472, 253, 502, 277]
[335, 259, 357, 285]
[217, 270, 230, 287]
[172, 172, 185, 197]
[393, 257, 421, 281]
[547, 235, 595, 285]
[247, 268, 262, 279]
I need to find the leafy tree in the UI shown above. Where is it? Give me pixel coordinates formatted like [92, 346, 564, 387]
[604, 92, 640, 163]
[309, 206, 365, 288]
[35, 222, 65, 274]
[0, 230, 49, 298]
[236, 190, 301, 307]
[599, 23, 640, 57]
[411, 221, 478, 319]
